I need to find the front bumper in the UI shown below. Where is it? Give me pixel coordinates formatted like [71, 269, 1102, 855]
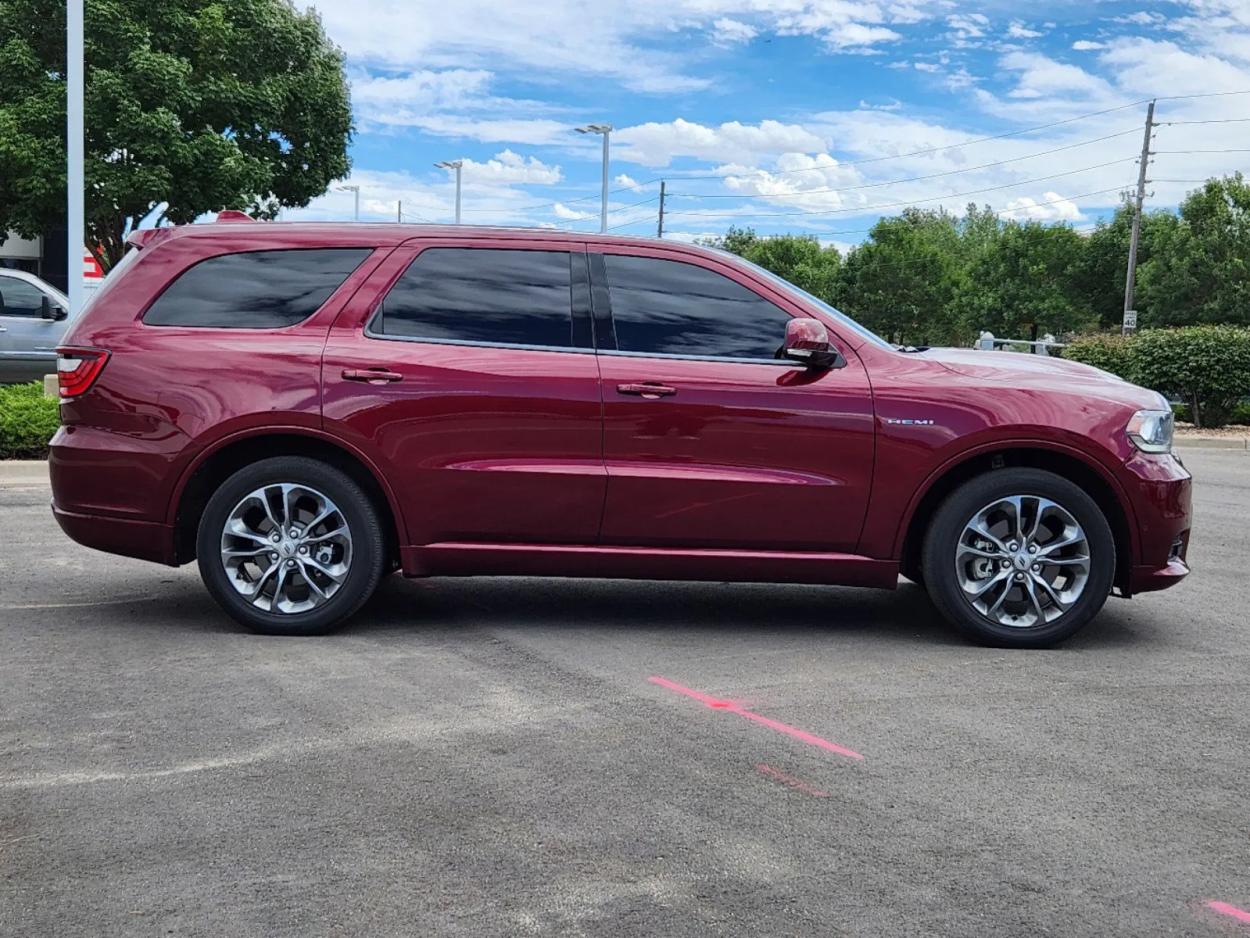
[1120, 452, 1192, 597]
[1128, 558, 1190, 594]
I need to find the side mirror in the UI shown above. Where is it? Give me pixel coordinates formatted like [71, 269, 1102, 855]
[41, 295, 67, 321]
[782, 318, 843, 369]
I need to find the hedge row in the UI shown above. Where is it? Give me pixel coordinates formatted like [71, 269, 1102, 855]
[0, 382, 60, 458]
[1063, 326, 1250, 428]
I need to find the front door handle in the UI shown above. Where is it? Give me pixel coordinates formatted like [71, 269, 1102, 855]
[342, 368, 403, 384]
[617, 382, 677, 399]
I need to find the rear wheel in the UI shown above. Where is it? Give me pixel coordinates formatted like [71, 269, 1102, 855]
[196, 456, 385, 635]
[921, 468, 1115, 648]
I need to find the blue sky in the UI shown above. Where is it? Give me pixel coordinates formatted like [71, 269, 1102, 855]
[288, 0, 1250, 249]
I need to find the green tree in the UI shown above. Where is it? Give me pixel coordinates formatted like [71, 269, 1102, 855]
[952, 220, 1092, 339]
[0, 0, 352, 268]
[1137, 174, 1250, 327]
[837, 208, 964, 345]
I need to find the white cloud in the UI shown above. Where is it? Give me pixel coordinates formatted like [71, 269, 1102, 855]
[999, 51, 1114, 100]
[946, 12, 990, 42]
[914, 61, 942, 73]
[1006, 22, 1043, 39]
[1115, 11, 1167, 26]
[552, 203, 595, 221]
[1002, 192, 1083, 221]
[614, 174, 641, 188]
[455, 150, 563, 186]
[614, 118, 827, 167]
[402, 115, 573, 146]
[712, 17, 757, 46]
[1072, 40, 1106, 51]
[721, 152, 864, 211]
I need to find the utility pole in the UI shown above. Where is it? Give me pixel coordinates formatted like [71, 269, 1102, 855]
[575, 124, 612, 233]
[397, 200, 402, 223]
[656, 180, 666, 239]
[66, 0, 84, 317]
[434, 161, 463, 224]
[1122, 99, 1155, 336]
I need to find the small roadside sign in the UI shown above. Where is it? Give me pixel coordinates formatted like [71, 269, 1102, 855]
[1123, 310, 1138, 331]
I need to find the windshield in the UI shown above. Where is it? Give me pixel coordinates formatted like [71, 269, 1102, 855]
[721, 252, 896, 352]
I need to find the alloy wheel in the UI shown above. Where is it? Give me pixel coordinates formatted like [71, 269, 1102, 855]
[954, 494, 1091, 629]
[219, 483, 353, 614]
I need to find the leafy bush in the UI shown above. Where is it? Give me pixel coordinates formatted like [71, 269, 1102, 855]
[1064, 326, 1250, 428]
[1231, 401, 1250, 425]
[1131, 326, 1250, 428]
[0, 382, 60, 458]
[1062, 333, 1134, 379]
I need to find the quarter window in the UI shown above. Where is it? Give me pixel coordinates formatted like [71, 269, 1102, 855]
[603, 254, 793, 359]
[375, 248, 574, 348]
[144, 248, 371, 328]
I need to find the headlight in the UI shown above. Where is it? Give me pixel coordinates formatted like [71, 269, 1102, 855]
[1127, 409, 1174, 453]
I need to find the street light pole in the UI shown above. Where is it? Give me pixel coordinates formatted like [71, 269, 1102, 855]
[434, 161, 463, 224]
[337, 185, 360, 221]
[66, 0, 84, 316]
[575, 124, 612, 233]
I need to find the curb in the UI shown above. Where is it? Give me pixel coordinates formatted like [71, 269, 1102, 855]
[1174, 437, 1249, 450]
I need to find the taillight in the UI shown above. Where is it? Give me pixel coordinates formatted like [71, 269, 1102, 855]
[56, 347, 110, 399]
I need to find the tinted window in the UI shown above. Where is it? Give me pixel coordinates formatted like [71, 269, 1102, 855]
[603, 255, 793, 359]
[144, 248, 370, 328]
[377, 248, 573, 348]
[0, 278, 48, 318]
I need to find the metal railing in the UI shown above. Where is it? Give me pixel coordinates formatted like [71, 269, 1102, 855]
[975, 331, 1066, 356]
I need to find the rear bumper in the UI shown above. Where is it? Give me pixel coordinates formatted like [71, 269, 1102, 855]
[51, 504, 177, 566]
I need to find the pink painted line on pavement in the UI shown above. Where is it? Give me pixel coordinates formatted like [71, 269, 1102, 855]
[1207, 901, 1250, 925]
[755, 763, 831, 797]
[648, 675, 864, 761]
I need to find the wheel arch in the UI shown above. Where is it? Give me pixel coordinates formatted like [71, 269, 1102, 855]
[170, 429, 403, 566]
[897, 444, 1137, 592]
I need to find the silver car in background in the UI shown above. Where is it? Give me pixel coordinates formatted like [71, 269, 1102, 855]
[0, 269, 70, 384]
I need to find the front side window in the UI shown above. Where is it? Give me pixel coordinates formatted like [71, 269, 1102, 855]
[144, 248, 371, 328]
[602, 254, 793, 360]
[374, 248, 574, 348]
[0, 278, 48, 318]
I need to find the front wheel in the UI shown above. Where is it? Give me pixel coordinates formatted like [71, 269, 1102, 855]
[196, 456, 386, 635]
[921, 468, 1116, 648]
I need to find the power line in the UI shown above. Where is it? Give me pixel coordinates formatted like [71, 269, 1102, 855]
[670, 128, 1143, 201]
[1159, 118, 1250, 125]
[659, 100, 1157, 186]
[665, 161, 1135, 219]
[1155, 148, 1250, 154]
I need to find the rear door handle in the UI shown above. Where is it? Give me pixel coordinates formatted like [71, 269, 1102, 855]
[617, 382, 677, 399]
[342, 368, 403, 384]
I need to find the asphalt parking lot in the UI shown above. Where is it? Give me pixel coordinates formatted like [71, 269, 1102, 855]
[1, 448, 1247, 937]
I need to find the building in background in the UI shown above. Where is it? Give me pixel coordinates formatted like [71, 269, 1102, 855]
[2, 227, 103, 295]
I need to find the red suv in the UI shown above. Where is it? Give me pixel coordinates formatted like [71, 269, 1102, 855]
[49, 221, 1192, 646]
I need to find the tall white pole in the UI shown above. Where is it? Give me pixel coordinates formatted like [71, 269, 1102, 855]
[454, 164, 462, 225]
[353, 188, 360, 222]
[66, 0, 84, 315]
[599, 130, 610, 234]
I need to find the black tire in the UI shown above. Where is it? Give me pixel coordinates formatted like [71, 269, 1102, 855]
[921, 468, 1115, 648]
[196, 456, 386, 636]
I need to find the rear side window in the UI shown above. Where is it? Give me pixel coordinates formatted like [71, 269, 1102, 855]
[374, 248, 573, 348]
[144, 248, 371, 328]
[603, 254, 793, 359]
